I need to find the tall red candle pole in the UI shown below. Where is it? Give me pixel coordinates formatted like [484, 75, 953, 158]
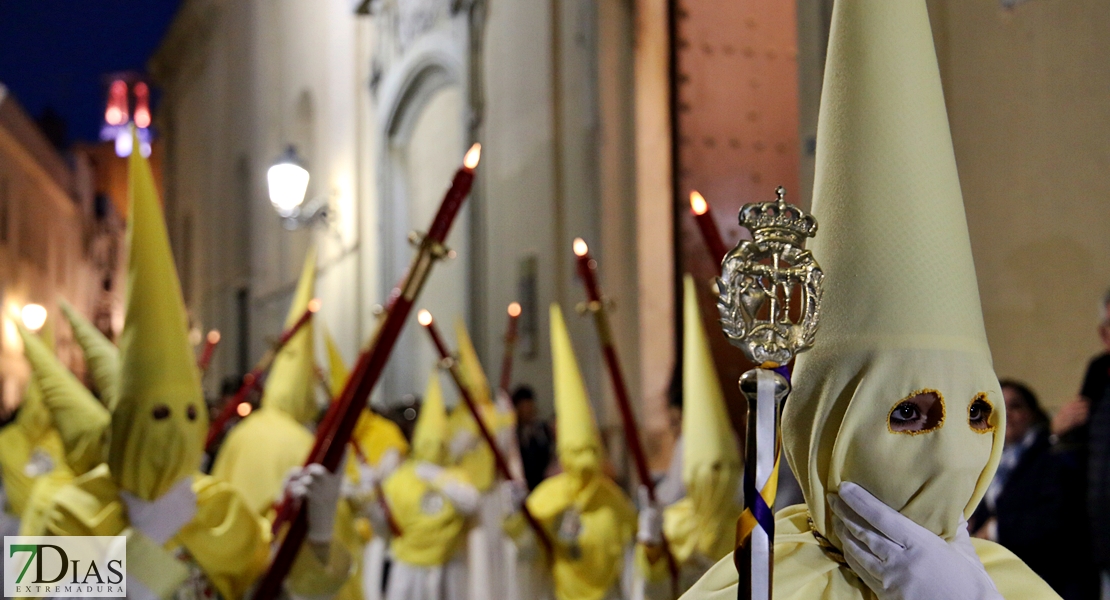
[690, 191, 729, 267]
[499, 302, 521, 393]
[573, 237, 680, 595]
[419, 310, 553, 556]
[205, 301, 319, 452]
[252, 143, 481, 600]
[197, 329, 221, 373]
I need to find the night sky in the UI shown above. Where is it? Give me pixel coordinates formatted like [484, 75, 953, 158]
[0, 0, 181, 146]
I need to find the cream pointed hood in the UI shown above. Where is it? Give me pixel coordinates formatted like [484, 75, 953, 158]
[259, 246, 318, 425]
[60, 300, 120, 410]
[550, 304, 602, 472]
[783, 0, 1004, 547]
[412, 370, 449, 465]
[112, 131, 208, 500]
[681, 276, 741, 490]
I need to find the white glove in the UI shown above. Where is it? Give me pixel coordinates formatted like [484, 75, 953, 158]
[829, 482, 1003, 600]
[285, 463, 344, 544]
[449, 429, 478, 461]
[437, 477, 480, 516]
[414, 462, 445, 483]
[377, 448, 402, 477]
[364, 499, 392, 539]
[121, 476, 197, 545]
[636, 485, 663, 545]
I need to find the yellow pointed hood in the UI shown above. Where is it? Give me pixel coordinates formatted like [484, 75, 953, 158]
[112, 132, 208, 500]
[59, 300, 120, 410]
[18, 323, 110, 474]
[681, 275, 740, 487]
[454, 317, 492, 407]
[783, 0, 1004, 547]
[412, 370, 449, 465]
[14, 324, 55, 445]
[259, 246, 318, 425]
[550, 304, 602, 470]
[322, 322, 349, 399]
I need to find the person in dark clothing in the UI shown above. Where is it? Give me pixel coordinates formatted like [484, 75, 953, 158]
[971, 381, 1099, 599]
[512, 385, 553, 490]
[1052, 290, 1110, 598]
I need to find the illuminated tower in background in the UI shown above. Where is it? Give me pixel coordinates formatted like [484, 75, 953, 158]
[100, 72, 152, 157]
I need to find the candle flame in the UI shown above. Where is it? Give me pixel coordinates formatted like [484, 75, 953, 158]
[573, 238, 589, 257]
[237, 402, 252, 418]
[463, 143, 482, 170]
[307, 298, 322, 313]
[508, 302, 522, 317]
[206, 330, 221, 344]
[690, 191, 708, 216]
[417, 309, 434, 326]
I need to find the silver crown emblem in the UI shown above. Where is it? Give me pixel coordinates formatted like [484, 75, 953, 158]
[717, 187, 823, 366]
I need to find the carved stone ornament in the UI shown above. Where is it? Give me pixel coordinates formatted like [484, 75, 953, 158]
[717, 186, 823, 366]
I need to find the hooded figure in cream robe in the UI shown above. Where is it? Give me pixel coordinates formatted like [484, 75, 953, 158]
[210, 247, 356, 599]
[325, 324, 410, 600]
[637, 275, 743, 596]
[383, 370, 480, 600]
[445, 318, 520, 600]
[508, 304, 637, 600]
[682, 1, 1059, 599]
[0, 321, 83, 545]
[26, 133, 270, 600]
[29, 134, 343, 600]
[15, 321, 109, 536]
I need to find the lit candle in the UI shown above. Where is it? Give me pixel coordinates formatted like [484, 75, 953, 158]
[197, 329, 221, 373]
[689, 190, 729, 267]
[499, 302, 522, 393]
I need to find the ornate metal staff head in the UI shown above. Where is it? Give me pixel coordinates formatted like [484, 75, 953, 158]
[717, 187, 823, 367]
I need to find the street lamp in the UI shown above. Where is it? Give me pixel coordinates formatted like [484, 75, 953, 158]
[267, 146, 329, 229]
[21, 304, 47, 332]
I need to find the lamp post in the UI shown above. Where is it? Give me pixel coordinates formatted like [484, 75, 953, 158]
[267, 145, 330, 229]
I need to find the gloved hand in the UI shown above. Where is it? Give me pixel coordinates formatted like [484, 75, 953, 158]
[377, 448, 403, 477]
[121, 476, 198, 545]
[449, 429, 478, 461]
[414, 462, 445, 483]
[636, 485, 663, 545]
[363, 499, 392, 538]
[285, 463, 344, 544]
[829, 482, 1003, 600]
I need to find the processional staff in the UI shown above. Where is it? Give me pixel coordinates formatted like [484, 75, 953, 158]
[251, 143, 482, 600]
[716, 187, 823, 600]
[572, 238, 681, 597]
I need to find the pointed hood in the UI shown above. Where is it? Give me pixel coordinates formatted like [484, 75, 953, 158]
[111, 132, 208, 500]
[783, 0, 1004, 546]
[259, 246, 318, 424]
[19, 323, 110, 474]
[550, 304, 602, 473]
[412, 370, 449, 465]
[322, 322, 349, 399]
[454, 317, 492, 407]
[60, 300, 120, 410]
[681, 275, 741, 488]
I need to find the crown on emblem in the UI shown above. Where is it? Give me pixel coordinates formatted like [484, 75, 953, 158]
[737, 186, 818, 245]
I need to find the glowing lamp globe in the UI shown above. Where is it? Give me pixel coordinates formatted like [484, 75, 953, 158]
[21, 304, 47, 332]
[267, 146, 310, 218]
